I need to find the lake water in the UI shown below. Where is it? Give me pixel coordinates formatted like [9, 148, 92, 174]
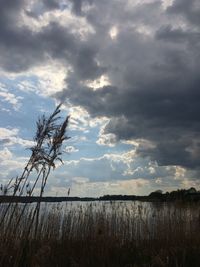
[1, 201, 200, 240]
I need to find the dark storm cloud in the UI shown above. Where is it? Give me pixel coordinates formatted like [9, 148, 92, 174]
[137, 140, 200, 169]
[25, 0, 60, 18]
[0, 0, 25, 18]
[54, 0, 200, 169]
[70, 0, 94, 15]
[156, 25, 200, 44]
[0, 21, 73, 72]
[167, 0, 200, 26]
[0, 0, 104, 79]
[72, 44, 106, 80]
[56, 75, 200, 168]
[31, 0, 94, 16]
[42, 0, 60, 10]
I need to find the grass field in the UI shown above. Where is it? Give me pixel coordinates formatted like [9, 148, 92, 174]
[0, 201, 200, 267]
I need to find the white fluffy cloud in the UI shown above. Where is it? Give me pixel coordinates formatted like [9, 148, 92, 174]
[0, 147, 28, 182]
[0, 127, 34, 147]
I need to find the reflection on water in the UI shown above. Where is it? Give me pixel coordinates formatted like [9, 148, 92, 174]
[0, 201, 200, 240]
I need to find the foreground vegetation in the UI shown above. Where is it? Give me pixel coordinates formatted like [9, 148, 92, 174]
[0, 201, 200, 267]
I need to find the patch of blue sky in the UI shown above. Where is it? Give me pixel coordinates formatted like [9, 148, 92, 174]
[0, 75, 55, 133]
[0, 75, 136, 177]
[64, 121, 135, 161]
[63, 140, 133, 163]
[0, 76, 56, 160]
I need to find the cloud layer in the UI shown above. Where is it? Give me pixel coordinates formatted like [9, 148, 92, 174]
[55, 0, 200, 169]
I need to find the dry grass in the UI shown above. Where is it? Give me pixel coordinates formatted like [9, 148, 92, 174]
[0, 201, 200, 267]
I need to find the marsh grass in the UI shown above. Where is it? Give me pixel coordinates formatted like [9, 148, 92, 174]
[0, 201, 200, 267]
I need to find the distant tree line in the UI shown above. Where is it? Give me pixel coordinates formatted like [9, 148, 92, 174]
[99, 187, 200, 202]
[1, 187, 200, 203]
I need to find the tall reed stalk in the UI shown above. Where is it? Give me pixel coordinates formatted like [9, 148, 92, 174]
[0, 104, 70, 237]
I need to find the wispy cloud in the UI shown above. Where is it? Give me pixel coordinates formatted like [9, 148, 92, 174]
[0, 84, 23, 110]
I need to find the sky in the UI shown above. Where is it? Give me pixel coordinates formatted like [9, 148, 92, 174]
[0, 0, 200, 197]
